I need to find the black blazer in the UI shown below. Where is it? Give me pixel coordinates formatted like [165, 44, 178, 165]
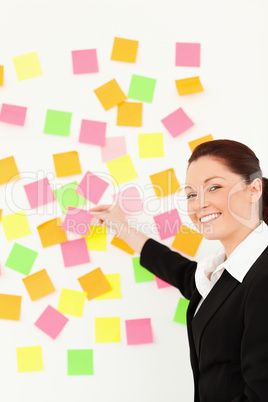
[140, 238, 268, 402]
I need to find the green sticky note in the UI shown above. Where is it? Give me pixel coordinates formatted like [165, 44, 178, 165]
[54, 181, 86, 214]
[132, 257, 155, 283]
[173, 298, 190, 325]
[68, 349, 94, 375]
[128, 74, 157, 103]
[5, 243, 38, 275]
[44, 109, 72, 136]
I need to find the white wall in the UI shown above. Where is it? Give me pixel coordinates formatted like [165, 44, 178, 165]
[0, 0, 268, 401]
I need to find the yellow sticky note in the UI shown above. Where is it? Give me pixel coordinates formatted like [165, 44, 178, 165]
[94, 79, 127, 111]
[53, 151, 82, 177]
[12, 51, 43, 81]
[117, 101, 142, 127]
[188, 135, 214, 152]
[175, 77, 204, 95]
[111, 235, 135, 255]
[106, 154, 138, 185]
[96, 274, 121, 300]
[23, 269, 55, 301]
[150, 168, 181, 198]
[172, 225, 203, 257]
[95, 317, 121, 342]
[85, 225, 107, 251]
[0, 66, 3, 86]
[16, 346, 44, 373]
[37, 218, 67, 248]
[138, 133, 164, 158]
[111, 37, 139, 62]
[0, 294, 22, 320]
[58, 288, 87, 317]
[0, 156, 20, 185]
[2, 211, 31, 241]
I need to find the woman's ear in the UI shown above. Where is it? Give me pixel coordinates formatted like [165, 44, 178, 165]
[249, 178, 262, 204]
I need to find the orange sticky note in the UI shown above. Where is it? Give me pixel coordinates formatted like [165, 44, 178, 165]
[0, 66, 3, 86]
[78, 268, 112, 300]
[188, 135, 213, 152]
[0, 156, 20, 185]
[0, 209, 2, 221]
[150, 168, 181, 198]
[37, 218, 67, 248]
[94, 79, 127, 111]
[111, 37, 139, 63]
[172, 225, 203, 257]
[0, 294, 22, 320]
[53, 151, 82, 177]
[23, 269, 55, 301]
[111, 235, 135, 255]
[117, 101, 142, 127]
[175, 77, 204, 95]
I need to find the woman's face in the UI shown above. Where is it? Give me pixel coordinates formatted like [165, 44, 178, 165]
[185, 156, 258, 242]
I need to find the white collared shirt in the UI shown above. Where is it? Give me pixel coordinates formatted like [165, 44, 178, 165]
[194, 221, 268, 315]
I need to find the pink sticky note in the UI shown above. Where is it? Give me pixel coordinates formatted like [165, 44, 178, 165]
[24, 178, 56, 209]
[76, 171, 109, 204]
[60, 238, 90, 267]
[79, 119, 106, 146]
[112, 186, 143, 215]
[101, 136, 127, 163]
[155, 276, 172, 289]
[175, 43, 201, 67]
[125, 318, 153, 345]
[72, 49, 99, 74]
[0, 103, 27, 126]
[34, 305, 69, 339]
[161, 107, 194, 138]
[62, 207, 93, 235]
[153, 209, 181, 240]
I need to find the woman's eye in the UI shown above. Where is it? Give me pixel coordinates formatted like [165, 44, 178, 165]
[209, 185, 221, 191]
[186, 193, 197, 200]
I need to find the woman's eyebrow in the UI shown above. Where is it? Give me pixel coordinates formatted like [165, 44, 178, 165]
[184, 176, 225, 190]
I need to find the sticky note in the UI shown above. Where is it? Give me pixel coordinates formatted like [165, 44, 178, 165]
[0, 209, 2, 221]
[44, 109, 72, 136]
[62, 207, 92, 235]
[54, 181, 86, 214]
[5, 243, 38, 275]
[58, 288, 87, 317]
[94, 79, 127, 111]
[53, 151, 81, 177]
[138, 133, 164, 158]
[150, 168, 180, 198]
[23, 269, 55, 301]
[1, 210, 32, 241]
[161, 107, 194, 138]
[112, 186, 143, 215]
[60, 238, 90, 267]
[16, 346, 44, 373]
[132, 257, 155, 282]
[128, 75, 156, 103]
[155, 277, 172, 289]
[173, 298, 190, 325]
[85, 225, 107, 251]
[78, 268, 112, 300]
[35, 305, 69, 339]
[0, 103, 27, 126]
[79, 119, 106, 146]
[175, 77, 204, 96]
[111, 235, 135, 255]
[95, 274, 121, 300]
[0, 65, 3, 86]
[111, 37, 139, 62]
[0, 294, 22, 320]
[117, 101, 142, 127]
[37, 217, 67, 248]
[106, 154, 138, 185]
[72, 49, 98, 74]
[172, 224, 203, 257]
[101, 136, 127, 163]
[24, 178, 56, 208]
[153, 209, 181, 240]
[0, 156, 20, 185]
[76, 171, 109, 204]
[13, 51, 43, 81]
[125, 318, 153, 345]
[95, 317, 121, 343]
[175, 43, 201, 67]
[188, 134, 214, 152]
[68, 349, 94, 375]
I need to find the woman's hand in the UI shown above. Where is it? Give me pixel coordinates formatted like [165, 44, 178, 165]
[89, 204, 127, 236]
